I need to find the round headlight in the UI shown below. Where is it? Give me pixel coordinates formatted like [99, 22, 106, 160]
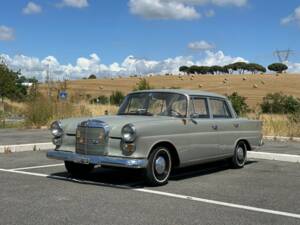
[121, 124, 136, 142]
[51, 121, 63, 137]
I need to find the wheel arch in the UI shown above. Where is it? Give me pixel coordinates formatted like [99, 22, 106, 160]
[148, 141, 180, 168]
[235, 139, 251, 151]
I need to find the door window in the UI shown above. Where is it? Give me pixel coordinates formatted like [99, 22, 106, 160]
[210, 99, 232, 118]
[190, 97, 209, 118]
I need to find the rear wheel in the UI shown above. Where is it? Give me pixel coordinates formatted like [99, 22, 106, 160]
[145, 147, 172, 186]
[64, 161, 94, 176]
[231, 141, 247, 168]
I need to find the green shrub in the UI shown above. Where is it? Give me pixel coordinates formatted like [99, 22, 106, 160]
[88, 74, 97, 79]
[227, 92, 250, 116]
[110, 91, 125, 105]
[260, 92, 300, 114]
[90, 95, 109, 104]
[133, 78, 153, 91]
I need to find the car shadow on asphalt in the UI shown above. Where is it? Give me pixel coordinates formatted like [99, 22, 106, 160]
[49, 160, 258, 189]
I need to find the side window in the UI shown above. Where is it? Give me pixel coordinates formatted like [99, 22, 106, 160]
[210, 99, 232, 118]
[190, 97, 209, 118]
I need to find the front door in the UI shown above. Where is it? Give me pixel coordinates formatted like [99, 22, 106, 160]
[182, 96, 220, 164]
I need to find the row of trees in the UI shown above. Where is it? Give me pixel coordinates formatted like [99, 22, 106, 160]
[179, 62, 288, 75]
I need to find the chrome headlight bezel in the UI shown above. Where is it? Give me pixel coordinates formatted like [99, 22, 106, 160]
[121, 124, 136, 143]
[50, 121, 63, 137]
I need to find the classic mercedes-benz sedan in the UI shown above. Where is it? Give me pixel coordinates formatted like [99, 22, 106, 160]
[47, 89, 263, 186]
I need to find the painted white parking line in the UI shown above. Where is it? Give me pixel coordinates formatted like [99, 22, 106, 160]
[133, 188, 300, 220]
[9, 163, 64, 171]
[0, 167, 300, 220]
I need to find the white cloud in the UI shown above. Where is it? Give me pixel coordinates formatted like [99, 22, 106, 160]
[188, 41, 215, 51]
[211, 0, 247, 7]
[59, 0, 89, 8]
[22, 2, 42, 15]
[129, 0, 247, 20]
[129, 0, 200, 20]
[281, 6, 300, 26]
[0, 51, 251, 80]
[0, 26, 15, 41]
[287, 62, 300, 73]
[196, 50, 247, 66]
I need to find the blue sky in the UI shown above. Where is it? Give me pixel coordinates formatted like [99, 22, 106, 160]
[0, 0, 300, 79]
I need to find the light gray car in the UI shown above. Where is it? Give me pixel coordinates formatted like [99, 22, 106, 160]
[47, 89, 263, 186]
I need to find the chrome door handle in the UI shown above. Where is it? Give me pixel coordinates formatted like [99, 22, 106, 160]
[233, 123, 240, 128]
[212, 124, 218, 130]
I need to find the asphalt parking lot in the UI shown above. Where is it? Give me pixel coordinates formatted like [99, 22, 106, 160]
[0, 150, 300, 225]
[0, 129, 50, 145]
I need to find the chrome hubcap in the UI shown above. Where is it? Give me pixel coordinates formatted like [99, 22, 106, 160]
[237, 147, 245, 161]
[155, 156, 166, 175]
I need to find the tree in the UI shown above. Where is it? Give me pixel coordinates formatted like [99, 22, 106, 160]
[187, 66, 211, 75]
[179, 66, 189, 74]
[210, 66, 227, 75]
[246, 63, 266, 74]
[268, 63, 288, 74]
[110, 91, 125, 105]
[0, 63, 19, 103]
[224, 64, 235, 74]
[232, 62, 248, 74]
[134, 78, 153, 91]
[187, 65, 199, 74]
[88, 74, 97, 79]
[227, 92, 250, 116]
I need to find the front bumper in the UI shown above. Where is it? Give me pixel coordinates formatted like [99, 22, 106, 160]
[47, 150, 148, 169]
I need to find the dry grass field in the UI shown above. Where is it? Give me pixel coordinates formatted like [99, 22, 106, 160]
[40, 74, 300, 109]
[3, 73, 297, 136]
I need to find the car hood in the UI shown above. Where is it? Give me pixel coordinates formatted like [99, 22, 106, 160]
[61, 115, 171, 137]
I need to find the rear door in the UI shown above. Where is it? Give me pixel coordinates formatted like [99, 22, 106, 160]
[209, 98, 240, 155]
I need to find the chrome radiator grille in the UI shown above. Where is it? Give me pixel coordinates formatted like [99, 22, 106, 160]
[75, 120, 109, 156]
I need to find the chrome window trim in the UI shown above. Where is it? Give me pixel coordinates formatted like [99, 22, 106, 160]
[188, 95, 210, 119]
[208, 97, 234, 119]
[118, 91, 189, 118]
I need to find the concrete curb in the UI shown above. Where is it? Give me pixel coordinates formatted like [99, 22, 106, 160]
[264, 136, 300, 142]
[0, 143, 55, 154]
[248, 151, 300, 163]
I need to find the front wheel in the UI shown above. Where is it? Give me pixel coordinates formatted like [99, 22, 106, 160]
[231, 141, 247, 168]
[64, 161, 94, 176]
[145, 147, 172, 186]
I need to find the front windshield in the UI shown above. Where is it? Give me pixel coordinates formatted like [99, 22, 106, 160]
[118, 92, 187, 118]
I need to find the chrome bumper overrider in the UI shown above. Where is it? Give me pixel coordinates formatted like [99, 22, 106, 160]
[46, 150, 148, 169]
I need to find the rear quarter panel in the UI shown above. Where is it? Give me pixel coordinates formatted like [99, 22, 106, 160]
[217, 118, 263, 154]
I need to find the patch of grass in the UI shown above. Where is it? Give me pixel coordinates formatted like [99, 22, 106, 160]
[248, 114, 300, 137]
[23, 94, 119, 128]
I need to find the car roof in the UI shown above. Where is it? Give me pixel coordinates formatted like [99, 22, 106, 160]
[130, 89, 226, 99]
